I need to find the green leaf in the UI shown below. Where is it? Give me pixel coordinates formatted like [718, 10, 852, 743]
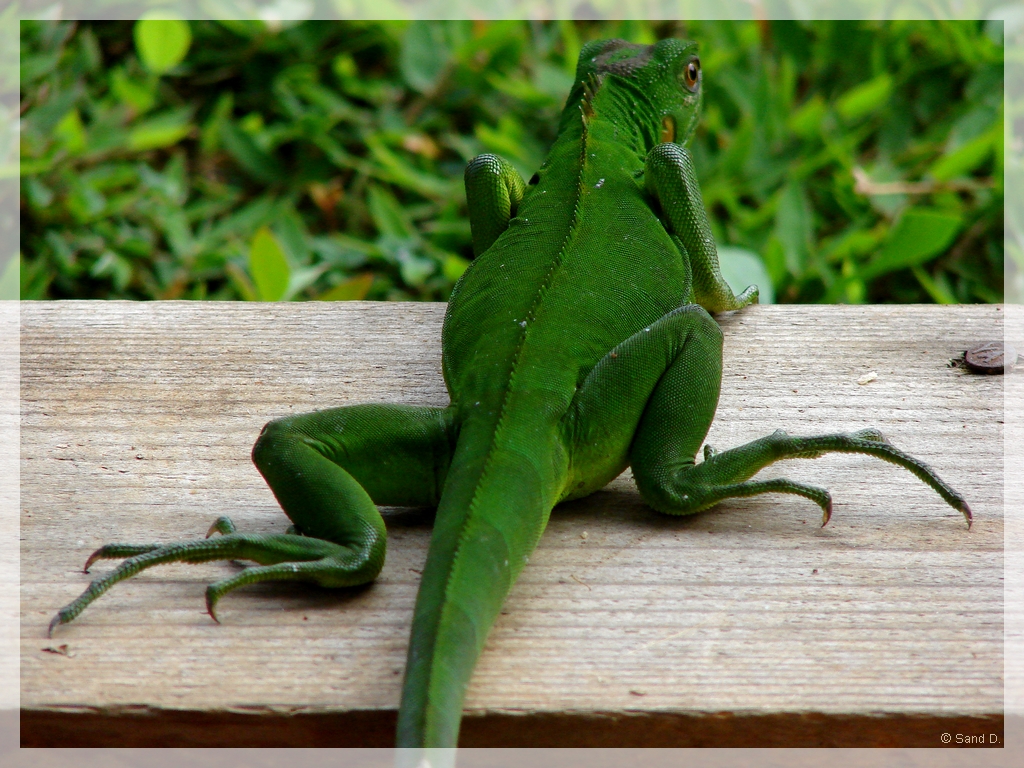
[836, 73, 892, 122]
[54, 109, 87, 154]
[310, 235, 372, 270]
[0, 255, 19, 300]
[111, 68, 157, 114]
[20, 50, 62, 85]
[787, 94, 825, 139]
[215, 19, 267, 39]
[286, 265, 329, 299]
[367, 186, 414, 239]
[929, 129, 995, 181]
[18, 158, 55, 176]
[474, 114, 543, 174]
[717, 246, 775, 304]
[160, 207, 194, 258]
[761, 238, 787, 288]
[822, 227, 883, 264]
[225, 262, 257, 301]
[773, 182, 812, 276]
[400, 21, 470, 93]
[249, 226, 290, 301]
[89, 250, 133, 291]
[16, 18, 1005, 305]
[220, 121, 285, 183]
[274, 208, 313, 265]
[442, 254, 470, 282]
[23, 177, 54, 209]
[128, 109, 192, 151]
[533, 62, 574, 100]
[364, 135, 455, 199]
[911, 265, 957, 304]
[200, 92, 234, 153]
[859, 208, 963, 281]
[397, 251, 436, 287]
[134, 17, 192, 76]
[317, 273, 374, 301]
[207, 196, 279, 243]
[65, 178, 107, 222]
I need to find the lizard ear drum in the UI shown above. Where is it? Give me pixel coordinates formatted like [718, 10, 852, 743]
[660, 116, 676, 143]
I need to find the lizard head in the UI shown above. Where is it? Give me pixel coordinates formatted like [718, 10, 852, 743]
[572, 38, 703, 148]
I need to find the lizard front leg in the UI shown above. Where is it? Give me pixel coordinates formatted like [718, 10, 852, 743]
[49, 404, 456, 635]
[645, 142, 758, 313]
[463, 153, 527, 257]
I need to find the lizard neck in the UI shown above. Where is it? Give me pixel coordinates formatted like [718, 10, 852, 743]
[558, 72, 663, 161]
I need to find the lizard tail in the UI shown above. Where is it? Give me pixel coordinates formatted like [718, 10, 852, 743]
[395, 418, 563, 761]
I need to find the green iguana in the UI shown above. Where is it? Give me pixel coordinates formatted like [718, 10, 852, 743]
[50, 38, 970, 766]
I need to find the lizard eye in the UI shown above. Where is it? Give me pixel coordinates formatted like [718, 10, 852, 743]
[682, 58, 700, 91]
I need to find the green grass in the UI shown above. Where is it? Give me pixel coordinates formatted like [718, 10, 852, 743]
[19, 19, 1004, 304]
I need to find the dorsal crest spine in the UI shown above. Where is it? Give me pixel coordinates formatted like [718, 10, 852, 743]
[579, 72, 601, 123]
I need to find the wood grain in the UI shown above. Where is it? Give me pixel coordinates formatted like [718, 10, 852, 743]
[19, 301, 1005, 747]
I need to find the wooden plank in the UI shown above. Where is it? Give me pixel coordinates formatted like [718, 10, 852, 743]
[20, 301, 1005, 747]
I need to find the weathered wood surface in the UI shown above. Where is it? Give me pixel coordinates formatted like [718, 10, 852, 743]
[20, 301, 1004, 747]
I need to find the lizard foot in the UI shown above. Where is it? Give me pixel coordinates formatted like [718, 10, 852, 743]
[773, 430, 970, 527]
[49, 520, 384, 637]
[639, 429, 969, 529]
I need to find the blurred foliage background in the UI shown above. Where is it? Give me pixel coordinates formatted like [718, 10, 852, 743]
[19, 17, 1003, 303]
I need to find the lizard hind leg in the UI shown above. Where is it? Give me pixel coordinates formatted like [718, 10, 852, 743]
[50, 404, 456, 636]
[564, 304, 967, 528]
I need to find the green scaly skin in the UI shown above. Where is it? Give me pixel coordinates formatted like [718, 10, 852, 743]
[49, 39, 970, 766]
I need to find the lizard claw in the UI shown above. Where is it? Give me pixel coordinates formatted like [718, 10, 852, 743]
[206, 516, 236, 538]
[959, 499, 973, 530]
[820, 496, 833, 528]
[83, 548, 104, 573]
[205, 586, 221, 624]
